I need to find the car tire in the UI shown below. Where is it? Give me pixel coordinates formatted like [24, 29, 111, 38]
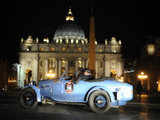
[88, 90, 111, 113]
[18, 88, 38, 109]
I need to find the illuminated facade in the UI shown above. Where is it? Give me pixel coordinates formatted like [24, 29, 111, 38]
[18, 8, 123, 86]
[137, 38, 160, 93]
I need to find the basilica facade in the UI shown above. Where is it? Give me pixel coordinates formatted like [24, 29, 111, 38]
[18, 8, 123, 87]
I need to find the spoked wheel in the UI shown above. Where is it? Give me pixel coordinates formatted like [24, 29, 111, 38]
[18, 88, 38, 109]
[88, 90, 111, 113]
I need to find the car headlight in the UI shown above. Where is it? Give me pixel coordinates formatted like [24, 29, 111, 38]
[117, 85, 133, 100]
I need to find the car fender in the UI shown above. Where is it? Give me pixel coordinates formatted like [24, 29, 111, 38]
[23, 85, 42, 102]
[85, 86, 115, 103]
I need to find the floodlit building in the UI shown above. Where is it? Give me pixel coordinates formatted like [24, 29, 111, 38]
[18, 8, 123, 87]
[137, 37, 160, 93]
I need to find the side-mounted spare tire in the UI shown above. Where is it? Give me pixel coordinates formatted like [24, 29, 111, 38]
[18, 88, 38, 109]
[88, 90, 111, 113]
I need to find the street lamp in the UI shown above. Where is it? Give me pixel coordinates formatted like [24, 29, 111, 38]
[137, 72, 148, 80]
[137, 72, 149, 95]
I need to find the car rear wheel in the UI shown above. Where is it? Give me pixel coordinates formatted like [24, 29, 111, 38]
[18, 88, 38, 109]
[88, 90, 111, 113]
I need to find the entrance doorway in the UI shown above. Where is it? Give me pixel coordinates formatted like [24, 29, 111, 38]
[25, 69, 32, 85]
[68, 60, 75, 76]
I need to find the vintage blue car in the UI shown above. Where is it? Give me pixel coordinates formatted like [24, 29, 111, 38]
[18, 74, 133, 113]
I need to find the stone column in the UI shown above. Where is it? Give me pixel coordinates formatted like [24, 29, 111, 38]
[117, 56, 123, 77]
[66, 60, 68, 74]
[105, 57, 110, 77]
[104, 58, 106, 77]
[95, 60, 98, 78]
[86, 59, 88, 68]
[36, 54, 40, 83]
[75, 59, 78, 71]
[118, 62, 122, 76]
[83, 58, 86, 68]
[45, 59, 48, 75]
[54, 58, 57, 77]
[58, 59, 61, 77]
[33, 58, 38, 83]
[82, 58, 85, 68]
[56, 58, 59, 77]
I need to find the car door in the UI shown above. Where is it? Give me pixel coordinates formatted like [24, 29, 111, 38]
[62, 80, 89, 102]
[51, 79, 64, 101]
[39, 81, 53, 97]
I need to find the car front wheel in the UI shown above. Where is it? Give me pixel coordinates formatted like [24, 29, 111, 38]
[88, 90, 111, 113]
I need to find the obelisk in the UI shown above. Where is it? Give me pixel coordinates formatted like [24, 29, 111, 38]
[88, 10, 96, 75]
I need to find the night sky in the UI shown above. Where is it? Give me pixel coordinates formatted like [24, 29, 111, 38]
[2, 0, 160, 63]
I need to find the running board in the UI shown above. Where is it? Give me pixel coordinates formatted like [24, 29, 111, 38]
[55, 101, 86, 106]
[112, 106, 119, 108]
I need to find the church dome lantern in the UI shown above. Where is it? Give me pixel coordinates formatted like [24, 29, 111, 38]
[53, 8, 86, 44]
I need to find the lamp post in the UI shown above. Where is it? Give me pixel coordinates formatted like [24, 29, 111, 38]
[137, 72, 149, 94]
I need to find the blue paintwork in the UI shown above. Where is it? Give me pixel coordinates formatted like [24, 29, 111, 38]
[24, 76, 133, 107]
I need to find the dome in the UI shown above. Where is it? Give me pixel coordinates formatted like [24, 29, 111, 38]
[54, 23, 85, 39]
[53, 8, 87, 44]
